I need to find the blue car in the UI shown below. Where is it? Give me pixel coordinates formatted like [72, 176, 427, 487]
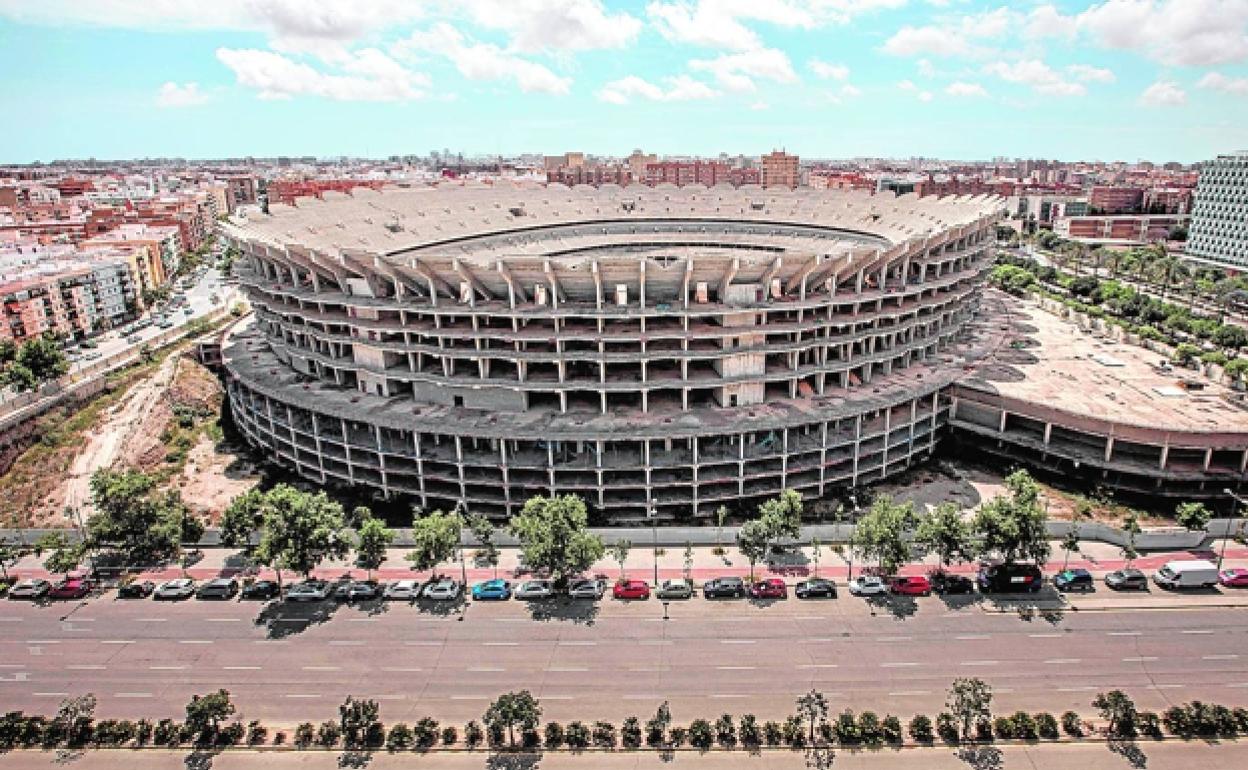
[472, 579, 511, 601]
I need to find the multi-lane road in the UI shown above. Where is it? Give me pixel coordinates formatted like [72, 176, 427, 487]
[2, 586, 1247, 729]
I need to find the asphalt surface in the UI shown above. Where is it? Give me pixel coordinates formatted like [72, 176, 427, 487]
[2, 586, 1248, 728]
[1, 739, 1244, 769]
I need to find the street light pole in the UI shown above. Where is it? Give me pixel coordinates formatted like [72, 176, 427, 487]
[649, 507, 658, 586]
[1222, 489, 1245, 571]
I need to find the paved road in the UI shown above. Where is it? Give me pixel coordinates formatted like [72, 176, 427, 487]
[1, 739, 1244, 769]
[3, 586, 1247, 728]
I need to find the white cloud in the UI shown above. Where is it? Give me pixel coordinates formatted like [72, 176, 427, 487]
[984, 59, 1086, 96]
[596, 74, 718, 104]
[882, 7, 1015, 58]
[1139, 79, 1187, 106]
[808, 59, 850, 80]
[1198, 71, 1248, 95]
[918, 91, 933, 102]
[945, 81, 987, 97]
[216, 47, 428, 101]
[399, 23, 571, 95]
[917, 58, 937, 77]
[1077, 0, 1248, 67]
[840, 83, 861, 97]
[645, 0, 906, 51]
[1025, 4, 1078, 38]
[689, 47, 798, 91]
[750, 100, 768, 110]
[458, 0, 641, 52]
[1066, 63, 1116, 84]
[882, 25, 969, 57]
[156, 81, 209, 107]
[897, 79, 933, 101]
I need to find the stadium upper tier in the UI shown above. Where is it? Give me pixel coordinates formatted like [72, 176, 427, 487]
[220, 184, 1003, 521]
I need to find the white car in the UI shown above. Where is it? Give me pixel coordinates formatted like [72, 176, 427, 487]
[421, 579, 462, 601]
[514, 580, 554, 600]
[153, 578, 196, 601]
[566, 579, 606, 599]
[284, 580, 331, 602]
[384, 580, 421, 600]
[848, 576, 889, 596]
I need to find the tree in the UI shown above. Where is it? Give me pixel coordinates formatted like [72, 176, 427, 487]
[946, 678, 993, 742]
[972, 470, 1051, 565]
[796, 689, 829, 744]
[850, 495, 915, 574]
[714, 505, 728, 553]
[810, 536, 822, 578]
[253, 484, 350, 590]
[609, 539, 631, 580]
[34, 532, 82, 576]
[339, 696, 381, 749]
[466, 511, 500, 577]
[1093, 690, 1138, 737]
[0, 538, 25, 580]
[646, 702, 672, 747]
[55, 693, 97, 746]
[87, 469, 187, 565]
[1176, 501, 1212, 533]
[914, 502, 975, 571]
[1, 334, 68, 392]
[185, 690, 235, 741]
[759, 489, 803, 542]
[1060, 525, 1081, 570]
[355, 516, 393, 580]
[1120, 511, 1141, 567]
[737, 518, 771, 581]
[508, 495, 604, 587]
[406, 508, 462, 575]
[181, 512, 205, 553]
[683, 541, 694, 581]
[483, 690, 541, 749]
[1214, 323, 1248, 351]
[220, 489, 265, 551]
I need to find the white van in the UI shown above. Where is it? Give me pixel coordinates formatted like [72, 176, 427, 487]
[1153, 559, 1219, 589]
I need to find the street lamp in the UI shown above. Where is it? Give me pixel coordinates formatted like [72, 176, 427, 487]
[648, 506, 659, 586]
[1222, 489, 1245, 571]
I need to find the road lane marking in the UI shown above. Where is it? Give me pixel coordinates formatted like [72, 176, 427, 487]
[1226, 683, 1248, 688]
[1044, 659, 1081, 664]
[1108, 632, 1142, 637]
[721, 640, 756, 644]
[26, 640, 61, 645]
[796, 664, 839, 669]
[557, 641, 596, 646]
[302, 666, 341, 671]
[223, 666, 261, 670]
[1150, 684, 1184, 690]
[542, 696, 574, 701]
[710, 694, 747, 699]
[404, 641, 442, 647]
[380, 667, 423, 672]
[716, 666, 756, 671]
[348, 618, 378, 623]
[66, 665, 106, 670]
[483, 642, 518, 647]
[1122, 657, 1159, 663]
[1182, 629, 1215, 635]
[880, 662, 920, 668]
[640, 640, 673, 646]
[100, 640, 132, 645]
[622, 695, 655, 701]
[1057, 686, 1098, 692]
[136, 618, 167, 623]
[467, 667, 505, 672]
[179, 640, 213, 645]
[32, 692, 68, 697]
[1028, 633, 1062, 638]
[1204, 654, 1240, 660]
[150, 666, 187, 671]
[956, 635, 991, 640]
[961, 661, 999, 666]
[114, 693, 152, 698]
[630, 667, 666, 672]
[547, 667, 589, 673]
[877, 636, 913, 642]
[0, 665, 25, 669]
[0, 618, 22, 623]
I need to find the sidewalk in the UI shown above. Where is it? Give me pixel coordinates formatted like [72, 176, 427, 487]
[8, 538, 1248, 585]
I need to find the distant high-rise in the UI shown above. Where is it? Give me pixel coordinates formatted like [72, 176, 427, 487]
[1187, 152, 1248, 269]
[761, 150, 799, 189]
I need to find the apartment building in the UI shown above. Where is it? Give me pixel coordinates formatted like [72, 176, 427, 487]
[1187, 152, 1248, 269]
[761, 150, 799, 189]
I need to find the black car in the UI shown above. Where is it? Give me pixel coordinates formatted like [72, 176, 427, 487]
[1105, 569, 1148, 591]
[241, 580, 281, 600]
[702, 577, 746, 598]
[977, 563, 1043, 594]
[1053, 569, 1094, 593]
[196, 578, 240, 600]
[931, 572, 975, 595]
[795, 578, 837, 599]
[117, 580, 155, 599]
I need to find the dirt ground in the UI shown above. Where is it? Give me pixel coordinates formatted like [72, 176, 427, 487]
[174, 436, 261, 521]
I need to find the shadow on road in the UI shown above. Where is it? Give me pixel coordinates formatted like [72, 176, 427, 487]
[1108, 739, 1149, 768]
[865, 595, 918, 620]
[524, 598, 601, 626]
[955, 744, 1003, 770]
[484, 751, 542, 770]
[254, 599, 343, 639]
[414, 596, 468, 618]
[338, 749, 372, 768]
[936, 593, 980, 612]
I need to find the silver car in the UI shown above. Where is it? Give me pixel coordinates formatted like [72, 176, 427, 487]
[284, 580, 331, 602]
[384, 580, 421, 600]
[566, 579, 606, 599]
[656, 579, 694, 599]
[153, 578, 196, 601]
[421, 578, 462, 601]
[514, 579, 554, 600]
[7, 579, 51, 600]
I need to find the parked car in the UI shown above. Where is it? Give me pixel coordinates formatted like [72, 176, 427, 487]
[334, 580, 381, 602]
[471, 579, 512, 601]
[1219, 568, 1248, 588]
[795, 577, 837, 599]
[1105, 569, 1148, 591]
[384, 580, 421, 601]
[196, 578, 239, 600]
[566, 578, 606, 599]
[49, 578, 94, 600]
[421, 579, 462, 601]
[889, 575, 932, 597]
[1053, 569, 1095, 593]
[1153, 560, 1219, 590]
[613, 579, 650, 600]
[656, 579, 693, 599]
[514, 580, 555, 601]
[117, 580, 156, 599]
[241, 580, 281, 600]
[977, 562, 1043, 594]
[285, 579, 331, 602]
[7, 579, 51, 601]
[702, 577, 746, 599]
[848, 575, 889, 596]
[153, 578, 196, 601]
[931, 572, 975, 595]
[749, 578, 787, 599]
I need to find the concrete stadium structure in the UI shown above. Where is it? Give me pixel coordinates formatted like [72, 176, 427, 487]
[219, 184, 1002, 521]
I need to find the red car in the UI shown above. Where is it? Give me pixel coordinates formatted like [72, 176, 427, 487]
[613, 579, 650, 600]
[749, 578, 787, 599]
[49, 578, 93, 600]
[1219, 568, 1248, 588]
[889, 575, 932, 596]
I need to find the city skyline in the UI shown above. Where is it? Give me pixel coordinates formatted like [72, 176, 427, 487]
[2, 1, 1247, 164]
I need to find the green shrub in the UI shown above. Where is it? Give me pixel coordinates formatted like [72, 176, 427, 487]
[1138, 711, 1162, 738]
[882, 715, 903, 744]
[1061, 711, 1083, 737]
[135, 719, 154, 746]
[909, 715, 934, 743]
[592, 720, 616, 749]
[621, 716, 641, 749]
[246, 720, 266, 746]
[316, 720, 341, 748]
[1163, 705, 1190, 736]
[218, 721, 245, 746]
[739, 714, 761, 748]
[668, 726, 687, 747]
[835, 709, 861, 745]
[782, 715, 805, 748]
[1035, 713, 1059, 739]
[857, 711, 882, 745]
[440, 726, 457, 746]
[386, 723, 413, 750]
[715, 714, 736, 748]
[156, 719, 181, 747]
[1202, 350, 1229, 366]
[688, 719, 714, 750]
[544, 722, 564, 749]
[565, 721, 590, 749]
[463, 721, 484, 749]
[273, 731, 286, 745]
[936, 712, 959, 743]
[413, 717, 439, 749]
[992, 716, 1014, 739]
[763, 720, 783, 746]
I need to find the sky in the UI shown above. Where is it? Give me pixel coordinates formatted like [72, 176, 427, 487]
[1, 0, 1246, 164]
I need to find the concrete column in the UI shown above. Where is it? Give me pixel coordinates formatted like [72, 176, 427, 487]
[1043, 423, 1052, 445]
[499, 440, 511, 508]
[1204, 447, 1213, 471]
[1159, 443, 1169, 470]
[998, 408, 1008, 434]
[1105, 437, 1115, 463]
